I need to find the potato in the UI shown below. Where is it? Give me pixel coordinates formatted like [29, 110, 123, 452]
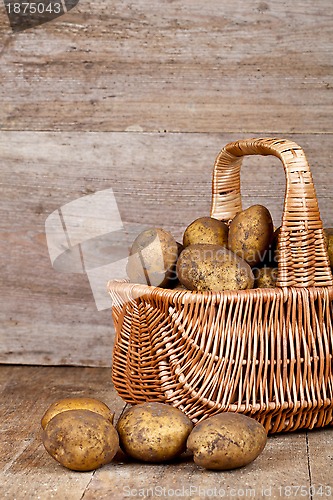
[187, 412, 267, 470]
[116, 402, 193, 462]
[42, 409, 119, 471]
[254, 267, 278, 288]
[183, 217, 228, 247]
[228, 205, 274, 267]
[126, 228, 178, 287]
[324, 228, 333, 267]
[176, 244, 254, 292]
[41, 397, 114, 430]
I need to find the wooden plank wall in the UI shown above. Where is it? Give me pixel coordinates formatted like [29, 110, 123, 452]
[1, 0, 333, 366]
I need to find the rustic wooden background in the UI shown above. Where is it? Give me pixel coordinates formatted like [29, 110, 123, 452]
[1, 0, 333, 366]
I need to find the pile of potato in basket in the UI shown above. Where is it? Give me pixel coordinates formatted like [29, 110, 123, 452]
[126, 204, 333, 292]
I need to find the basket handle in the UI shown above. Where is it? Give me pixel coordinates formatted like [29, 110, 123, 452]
[210, 137, 333, 288]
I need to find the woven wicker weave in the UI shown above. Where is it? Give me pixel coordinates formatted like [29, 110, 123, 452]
[108, 138, 333, 433]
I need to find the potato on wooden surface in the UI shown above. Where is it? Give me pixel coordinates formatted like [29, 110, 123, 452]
[126, 228, 178, 287]
[42, 409, 119, 471]
[228, 205, 274, 267]
[177, 244, 254, 292]
[116, 402, 193, 463]
[41, 397, 114, 430]
[254, 267, 278, 288]
[183, 216, 228, 247]
[187, 412, 267, 470]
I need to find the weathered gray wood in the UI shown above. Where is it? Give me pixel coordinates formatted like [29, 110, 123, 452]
[307, 429, 333, 492]
[1, 0, 333, 133]
[1, 0, 333, 491]
[1, 131, 333, 366]
[83, 433, 312, 500]
[1, 0, 333, 367]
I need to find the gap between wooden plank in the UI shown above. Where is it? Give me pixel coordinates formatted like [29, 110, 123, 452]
[306, 432, 314, 500]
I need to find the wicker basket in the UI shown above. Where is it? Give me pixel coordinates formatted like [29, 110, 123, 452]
[108, 137, 333, 433]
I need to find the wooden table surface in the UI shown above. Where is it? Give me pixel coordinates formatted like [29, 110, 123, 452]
[0, 365, 332, 500]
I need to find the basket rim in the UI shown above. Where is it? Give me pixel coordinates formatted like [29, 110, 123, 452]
[107, 278, 333, 302]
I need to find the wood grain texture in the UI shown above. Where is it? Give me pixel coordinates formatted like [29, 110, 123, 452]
[1, 0, 333, 368]
[83, 433, 313, 500]
[307, 430, 333, 490]
[1, 365, 332, 500]
[1, 131, 333, 366]
[1, 0, 333, 491]
[1, 0, 333, 133]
